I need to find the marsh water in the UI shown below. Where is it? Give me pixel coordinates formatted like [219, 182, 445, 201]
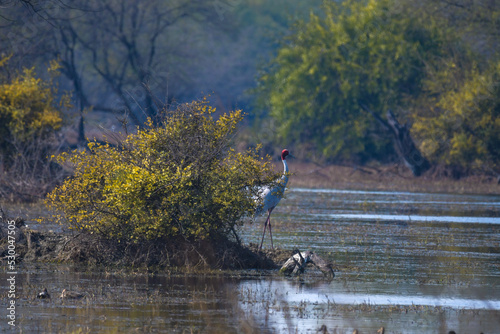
[2, 188, 500, 333]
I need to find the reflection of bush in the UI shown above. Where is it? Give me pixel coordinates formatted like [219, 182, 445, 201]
[47, 99, 279, 261]
[0, 58, 69, 202]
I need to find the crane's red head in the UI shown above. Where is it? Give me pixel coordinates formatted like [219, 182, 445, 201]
[281, 149, 290, 160]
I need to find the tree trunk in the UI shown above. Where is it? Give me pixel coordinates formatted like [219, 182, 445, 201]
[360, 104, 430, 176]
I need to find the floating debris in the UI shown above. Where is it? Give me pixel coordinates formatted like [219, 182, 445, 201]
[317, 324, 328, 333]
[60, 289, 85, 299]
[280, 250, 334, 278]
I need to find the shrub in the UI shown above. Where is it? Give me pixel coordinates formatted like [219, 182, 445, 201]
[47, 100, 279, 245]
[0, 58, 66, 157]
[0, 57, 69, 201]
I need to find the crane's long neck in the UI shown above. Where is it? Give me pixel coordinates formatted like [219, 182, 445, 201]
[281, 158, 289, 185]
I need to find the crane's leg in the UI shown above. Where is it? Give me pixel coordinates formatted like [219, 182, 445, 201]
[268, 212, 274, 250]
[259, 210, 272, 250]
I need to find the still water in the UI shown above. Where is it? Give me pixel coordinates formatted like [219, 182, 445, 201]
[2, 188, 500, 333]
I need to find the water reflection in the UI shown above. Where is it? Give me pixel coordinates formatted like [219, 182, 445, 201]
[238, 277, 500, 333]
[4, 264, 499, 333]
[315, 213, 500, 224]
[10, 265, 254, 333]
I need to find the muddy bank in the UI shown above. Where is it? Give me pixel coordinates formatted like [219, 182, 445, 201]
[0, 219, 294, 271]
[286, 162, 500, 195]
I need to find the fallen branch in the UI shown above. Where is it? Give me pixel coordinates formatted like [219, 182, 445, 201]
[280, 250, 334, 278]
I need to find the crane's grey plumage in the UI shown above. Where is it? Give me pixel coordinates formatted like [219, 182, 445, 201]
[255, 149, 292, 250]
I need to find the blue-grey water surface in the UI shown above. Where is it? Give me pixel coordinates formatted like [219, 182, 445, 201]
[1, 188, 499, 333]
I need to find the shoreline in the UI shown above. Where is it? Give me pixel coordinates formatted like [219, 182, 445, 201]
[284, 162, 500, 196]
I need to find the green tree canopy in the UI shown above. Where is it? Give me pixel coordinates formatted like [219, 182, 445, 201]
[412, 60, 500, 170]
[255, 0, 453, 163]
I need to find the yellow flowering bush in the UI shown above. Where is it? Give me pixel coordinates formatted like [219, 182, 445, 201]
[0, 57, 70, 201]
[0, 58, 66, 156]
[47, 100, 279, 243]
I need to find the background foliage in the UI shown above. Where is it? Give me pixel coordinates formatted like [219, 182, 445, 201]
[412, 61, 500, 169]
[254, 0, 483, 164]
[0, 57, 69, 201]
[0, 0, 499, 204]
[0, 57, 67, 158]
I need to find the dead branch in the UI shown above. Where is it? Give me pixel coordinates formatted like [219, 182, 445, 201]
[280, 250, 335, 279]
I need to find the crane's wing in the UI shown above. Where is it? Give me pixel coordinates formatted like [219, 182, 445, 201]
[253, 182, 287, 217]
[253, 185, 271, 217]
[252, 173, 289, 217]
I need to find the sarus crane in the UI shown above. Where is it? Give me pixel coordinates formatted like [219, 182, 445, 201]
[255, 149, 293, 250]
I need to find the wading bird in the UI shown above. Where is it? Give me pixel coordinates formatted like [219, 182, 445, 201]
[37, 288, 51, 299]
[256, 149, 293, 250]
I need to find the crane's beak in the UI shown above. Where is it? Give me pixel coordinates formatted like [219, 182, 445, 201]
[288, 153, 296, 159]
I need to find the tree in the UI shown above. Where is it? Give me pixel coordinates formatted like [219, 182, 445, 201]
[405, 0, 500, 174]
[0, 0, 224, 144]
[414, 0, 500, 57]
[254, 0, 450, 166]
[0, 59, 64, 156]
[0, 0, 327, 144]
[52, 0, 221, 145]
[0, 57, 69, 201]
[412, 60, 500, 171]
[46, 99, 279, 244]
